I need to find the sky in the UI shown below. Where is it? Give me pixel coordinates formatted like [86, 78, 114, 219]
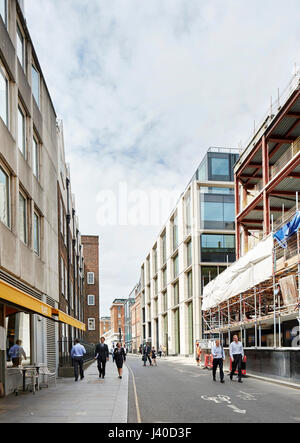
[25, 0, 300, 316]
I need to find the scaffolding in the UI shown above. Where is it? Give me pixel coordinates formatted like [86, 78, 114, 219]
[202, 195, 300, 349]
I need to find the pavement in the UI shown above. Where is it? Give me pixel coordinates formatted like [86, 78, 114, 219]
[0, 359, 128, 423]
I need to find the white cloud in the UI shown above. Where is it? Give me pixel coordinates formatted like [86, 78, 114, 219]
[25, 0, 300, 315]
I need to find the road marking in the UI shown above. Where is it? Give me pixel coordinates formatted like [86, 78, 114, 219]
[201, 394, 247, 416]
[126, 364, 142, 424]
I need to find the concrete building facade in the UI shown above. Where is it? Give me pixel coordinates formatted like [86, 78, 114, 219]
[137, 148, 239, 356]
[0, 0, 85, 396]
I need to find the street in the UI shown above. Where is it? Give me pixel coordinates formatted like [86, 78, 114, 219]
[126, 356, 300, 424]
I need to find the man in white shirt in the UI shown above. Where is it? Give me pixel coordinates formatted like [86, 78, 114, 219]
[211, 340, 225, 383]
[229, 335, 244, 383]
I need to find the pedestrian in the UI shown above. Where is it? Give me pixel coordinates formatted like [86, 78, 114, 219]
[151, 347, 158, 366]
[8, 340, 26, 367]
[196, 343, 202, 367]
[162, 345, 167, 357]
[143, 342, 152, 366]
[212, 339, 225, 384]
[158, 346, 162, 358]
[113, 342, 126, 379]
[94, 337, 109, 379]
[229, 335, 244, 383]
[70, 339, 86, 382]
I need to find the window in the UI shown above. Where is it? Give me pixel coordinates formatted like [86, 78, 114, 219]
[162, 291, 168, 312]
[201, 234, 236, 263]
[32, 64, 40, 108]
[187, 270, 193, 299]
[161, 232, 167, 264]
[61, 258, 65, 295]
[153, 247, 158, 275]
[0, 165, 9, 227]
[211, 157, 229, 176]
[186, 240, 192, 267]
[32, 136, 39, 178]
[19, 192, 27, 244]
[173, 281, 179, 306]
[0, 63, 8, 127]
[0, 0, 7, 25]
[162, 267, 167, 289]
[33, 211, 40, 255]
[18, 106, 26, 156]
[17, 24, 25, 70]
[88, 318, 95, 331]
[185, 193, 191, 234]
[172, 214, 178, 251]
[88, 295, 95, 306]
[173, 254, 179, 279]
[200, 193, 235, 230]
[87, 272, 94, 285]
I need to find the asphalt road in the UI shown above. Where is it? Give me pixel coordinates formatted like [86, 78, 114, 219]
[126, 355, 300, 423]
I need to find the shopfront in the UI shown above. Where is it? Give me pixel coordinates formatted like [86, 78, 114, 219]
[0, 279, 85, 397]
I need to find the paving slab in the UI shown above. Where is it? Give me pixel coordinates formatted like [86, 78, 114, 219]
[0, 360, 128, 423]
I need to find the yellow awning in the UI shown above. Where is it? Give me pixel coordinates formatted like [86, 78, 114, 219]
[0, 279, 53, 319]
[53, 309, 86, 332]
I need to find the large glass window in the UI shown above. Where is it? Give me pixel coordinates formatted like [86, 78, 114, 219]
[201, 266, 218, 289]
[201, 234, 236, 263]
[200, 193, 235, 230]
[32, 64, 40, 108]
[0, 165, 9, 227]
[0, 0, 7, 25]
[18, 106, 26, 156]
[211, 157, 229, 176]
[33, 211, 40, 255]
[0, 64, 8, 127]
[19, 192, 27, 244]
[162, 267, 167, 289]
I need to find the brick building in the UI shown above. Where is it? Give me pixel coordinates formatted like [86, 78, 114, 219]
[100, 316, 111, 337]
[82, 235, 100, 344]
[110, 299, 126, 345]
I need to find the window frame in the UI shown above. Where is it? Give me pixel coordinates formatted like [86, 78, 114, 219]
[31, 63, 40, 108]
[87, 272, 95, 285]
[32, 134, 40, 179]
[33, 210, 40, 256]
[16, 21, 26, 71]
[87, 294, 95, 306]
[17, 103, 26, 157]
[18, 189, 27, 245]
[0, 61, 9, 128]
[0, 0, 7, 26]
[0, 163, 10, 228]
[88, 318, 96, 331]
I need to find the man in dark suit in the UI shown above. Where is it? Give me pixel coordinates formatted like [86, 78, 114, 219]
[94, 337, 109, 379]
[143, 342, 152, 367]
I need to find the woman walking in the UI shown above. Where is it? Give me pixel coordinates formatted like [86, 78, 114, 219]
[113, 342, 126, 379]
[151, 347, 157, 366]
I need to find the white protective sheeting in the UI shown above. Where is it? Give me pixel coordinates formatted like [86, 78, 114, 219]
[202, 235, 273, 311]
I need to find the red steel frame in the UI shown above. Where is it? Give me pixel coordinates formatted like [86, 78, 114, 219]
[235, 88, 300, 259]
